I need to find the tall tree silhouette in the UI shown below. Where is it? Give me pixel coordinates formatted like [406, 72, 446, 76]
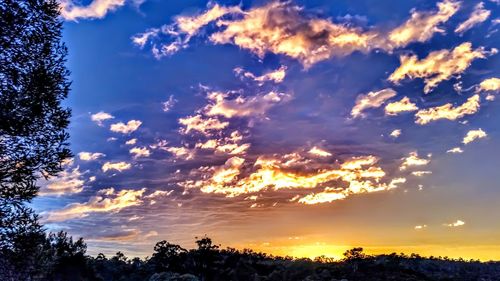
[0, 0, 71, 278]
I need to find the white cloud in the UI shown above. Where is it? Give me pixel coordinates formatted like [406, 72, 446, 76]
[102, 161, 132, 172]
[308, 147, 332, 157]
[59, 0, 126, 21]
[78, 152, 105, 161]
[462, 128, 487, 144]
[204, 91, 290, 118]
[162, 95, 177, 112]
[351, 88, 397, 118]
[110, 120, 142, 134]
[455, 2, 491, 34]
[390, 129, 402, 138]
[412, 171, 432, 177]
[447, 147, 464, 153]
[445, 219, 465, 227]
[178, 114, 229, 135]
[125, 138, 137, 145]
[414, 225, 427, 230]
[234, 65, 287, 85]
[415, 94, 480, 125]
[91, 111, 114, 126]
[389, 43, 492, 93]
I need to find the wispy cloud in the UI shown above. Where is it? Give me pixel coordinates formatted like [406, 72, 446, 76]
[351, 88, 397, 118]
[43, 188, 146, 222]
[78, 152, 105, 161]
[455, 2, 491, 34]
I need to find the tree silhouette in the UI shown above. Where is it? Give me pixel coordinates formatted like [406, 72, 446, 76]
[0, 0, 71, 278]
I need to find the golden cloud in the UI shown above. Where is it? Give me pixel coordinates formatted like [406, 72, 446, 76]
[384, 97, 418, 116]
[415, 94, 480, 125]
[462, 128, 487, 144]
[389, 43, 491, 93]
[43, 188, 146, 222]
[387, 0, 460, 48]
[129, 147, 151, 159]
[234, 65, 287, 85]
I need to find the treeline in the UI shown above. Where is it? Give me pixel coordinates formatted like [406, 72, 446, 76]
[3, 232, 500, 281]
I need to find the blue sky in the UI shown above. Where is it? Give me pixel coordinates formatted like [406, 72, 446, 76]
[33, 0, 500, 259]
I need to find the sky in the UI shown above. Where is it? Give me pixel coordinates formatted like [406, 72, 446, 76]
[32, 0, 500, 260]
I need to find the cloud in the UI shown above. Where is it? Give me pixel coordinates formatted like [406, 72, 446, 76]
[162, 95, 177, 112]
[195, 131, 251, 155]
[210, 2, 377, 68]
[131, 28, 160, 48]
[129, 147, 151, 159]
[102, 161, 132, 172]
[387, 0, 460, 48]
[400, 151, 431, 171]
[415, 94, 480, 125]
[414, 225, 427, 230]
[298, 177, 406, 205]
[78, 152, 105, 161]
[351, 88, 397, 118]
[91, 111, 114, 126]
[110, 120, 142, 134]
[125, 138, 137, 145]
[390, 129, 402, 138]
[180, 152, 395, 199]
[151, 140, 196, 160]
[43, 188, 146, 222]
[135, 1, 462, 67]
[384, 97, 418, 116]
[234, 65, 287, 85]
[133, 4, 242, 58]
[455, 2, 491, 34]
[39, 166, 86, 196]
[59, 0, 125, 21]
[308, 147, 332, 157]
[388, 43, 493, 93]
[412, 171, 432, 177]
[178, 114, 229, 135]
[447, 147, 464, 153]
[204, 91, 290, 118]
[477, 77, 500, 92]
[445, 219, 465, 227]
[462, 128, 487, 144]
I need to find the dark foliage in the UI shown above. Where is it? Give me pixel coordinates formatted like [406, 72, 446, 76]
[0, 0, 71, 279]
[16, 235, 499, 281]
